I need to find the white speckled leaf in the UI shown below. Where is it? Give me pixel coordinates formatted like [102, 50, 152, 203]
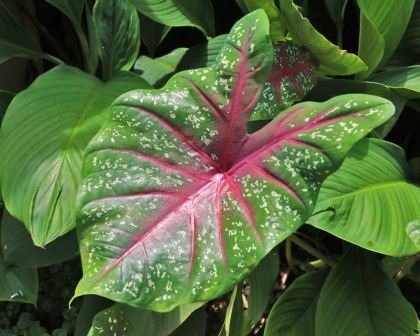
[250, 42, 317, 120]
[74, 10, 394, 311]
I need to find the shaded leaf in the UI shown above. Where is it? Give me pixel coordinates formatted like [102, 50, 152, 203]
[315, 248, 418, 336]
[243, 251, 279, 333]
[385, 1, 420, 69]
[44, 0, 85, 28]
[308, 139, 419, 256]
[370, 66, 420, 99]
[224, 286, 244, 336]
[1, 211, 78, 268]
[264, 269, 328, 336]
[74, 10, 393, 311]
[93, 0, 140, 80]
[134, 35, 226, 87]
[0, 90, 13, 119]
[170, 307, 206, 336]
[279, 0, 367, 75]
[88, 303, 201, 336]
[0, 228, 38, 305]
[0, 2, 43, 64]
[356, 0, 415, 79]
[0, 65, 150, 246]
[323, 0, 348, 31]
[130, 0, 215, 37]
[140, 13, 171, 56]
[74, 295, 113, 336]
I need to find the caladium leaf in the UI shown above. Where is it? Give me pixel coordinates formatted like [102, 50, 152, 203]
[251, 42, 317, 120]
[74, 10, 394, 311]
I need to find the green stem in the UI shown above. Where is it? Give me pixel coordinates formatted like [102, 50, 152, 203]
[42, 53, 64, 65]
[75, 24, 93, 74]
[395, 254, 419, 282]
[289, 235, 336, 268]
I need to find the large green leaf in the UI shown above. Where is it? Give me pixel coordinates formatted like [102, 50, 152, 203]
[264, 269, 328, 336]
[356, 0, 415, 79]
[74, 10, 393, 311]
[130, 0, 215, 37]
[1, 211, 78, 268]
[88, 303, 201, 336]
[308, 138, 419, 256]
[43, 0, 85, 28]
[0, 2, 43, 64]
[315, 248, 418, 336]
[93, 0, 140, 80]
[140, 14, 171, 56]
[0, 65, 150, 247]
[171, 307, 206, 336]
[74, 296, 112, 336]
[279, 0, 367, 75]
[370, 66, 420, 99]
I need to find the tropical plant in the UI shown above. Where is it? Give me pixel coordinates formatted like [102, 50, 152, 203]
[0, 0, 418, 335]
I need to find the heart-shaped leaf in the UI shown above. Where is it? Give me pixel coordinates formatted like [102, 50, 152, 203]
[74, 10, 393, 311]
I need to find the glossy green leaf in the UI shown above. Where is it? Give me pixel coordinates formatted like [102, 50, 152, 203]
[1, 211, 78, 268]
[279, 0, 367, 75]
[385, 1, 420, 68]
[74, 10, 393, 311]
[264, 269, 328, 336]
[306, 77, 406, 137]
[244, 0, 286, 41]
[308, 138, 419, 256]
[135, 35, 226, 87]
[0, 2, 43, 64]
[130, 0, 215, 37]
[88, 303, 201, 336]
[357, 0, 415, 79]
[43, 0, 85, 28]
[93, 0, 140, 80]
[0, 65, 150, 247]
[370, 66, 420, 99]
[140, 14, 171, 56]
[315, 249, 418, 336]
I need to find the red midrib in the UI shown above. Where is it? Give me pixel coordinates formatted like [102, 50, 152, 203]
[221, 39, 251, 170]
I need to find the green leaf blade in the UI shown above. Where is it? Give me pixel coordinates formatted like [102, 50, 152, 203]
[0, 65, 150, 247]
[308, 139, 419, 256]
[315, 249, 418, 336]
[93, 0, 141, 79]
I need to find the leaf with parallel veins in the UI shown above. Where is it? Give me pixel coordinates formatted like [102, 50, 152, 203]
[74, 10, 394, 311]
